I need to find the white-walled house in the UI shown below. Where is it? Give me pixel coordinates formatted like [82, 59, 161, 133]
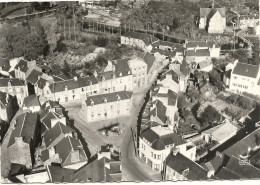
[199, 7, 226, 34]
[22, 94, 41, 113]
[121, 32, 159, 51]
[127, 58, 148, 90]
[82, 91, 133, 122]
[186, 49, 211, 64]
[185, 40, 220, 58]
[229, 60, 260, 96]
[239, 14, 259, 30]
[139, 126, 196, 172]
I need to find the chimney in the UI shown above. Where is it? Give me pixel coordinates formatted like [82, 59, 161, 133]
[172, 147, 180, 156]
[205, 39, 208, 43]
[194, 48, 197, 53]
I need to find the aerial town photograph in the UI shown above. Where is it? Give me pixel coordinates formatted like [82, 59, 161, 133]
[0, 0, 259, 183]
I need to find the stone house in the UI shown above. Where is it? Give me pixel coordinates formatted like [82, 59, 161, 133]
[0, 78, 29, 106]
[121, 32, 159, 51]
[199, 7, 226, 33]
[8, 112, 40, 169]
[139, 126, 196, 172]
[0, 92, 17, 123]
[82, 91, 133, 122]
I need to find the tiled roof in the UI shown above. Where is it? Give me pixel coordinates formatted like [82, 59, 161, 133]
[8, 112, 38, 147]
[150, 100, 167, 123]
[26, 70, 43, 84]
[180, 60, 190, 76]
[0, 91, 11, 107]
[186, 41, 219, 48]
[232, 62, 259, 78]
[224, 69, 232, 78]
[55, 136, 87, 166]
[86, 91, 132, 106]
[41, 111, 62, 129]
[47, 165, 75, 183]
[49, 76, 98, 93]
[0, 78, 25, 87]
[151, 48, 176, 57]
[122, 32, 159, 46]
[240, 14, 259, 20]
[225, 128, 260, 158]
[151, 40, 179, 48]
[200, 8, 225, 18]
[23, 94, 40, 108]
[140, 126, 186, 150]
[186, 49, 210, 57]
[198, 60, 212, 69]
[0, 57, 11, 72]
[166, 152, 208, 180]
[162, 69, 180, 84]
[143, 53, 156, 73]
[168, 89, 177, 106]
[43, 122, 74, 148]
[113, 59, 131, 77]
[41, 149, 50, 162]
[36, 78, 47, 89]
[14, 59, 29, 73]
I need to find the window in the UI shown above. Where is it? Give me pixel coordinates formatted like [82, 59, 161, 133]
[154, 154, 156, 159]
[113, 87, 115, 91]
[71, 150, 80, 163]
[98, 113, 101, 117]
[104, 112, 107, 117]
[117, 110, 120, 114]
[157, 155, 161, 160]
[72, 90, 75, 93]
[91, 113, 94, 119]
[154, 164, 160, 171]
[73, 95, 75, 99]
[151, 152, 153, 157]
[82, 88, 84, 92]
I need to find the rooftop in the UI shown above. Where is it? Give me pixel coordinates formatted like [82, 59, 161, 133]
[186, 49, 210, 57]
[232, 62, 259, 78]
[0, 78, 25, 87]
[26, 70, 43, 84]
[23, 94, 40, 108]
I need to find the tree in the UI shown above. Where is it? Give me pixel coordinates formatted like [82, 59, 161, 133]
[233, 49, 249, 63]
[51, 63, 61, 75]
[200, 105, 221, 126]
[95, 55, 108, 68]
[172, 17, 180, 30]
[186, 86, 200, 103]
[40, 18, 62, 54]
[93, 36, 109, 47]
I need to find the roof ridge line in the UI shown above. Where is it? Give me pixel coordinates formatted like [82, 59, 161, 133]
[19, 112, 27, 138]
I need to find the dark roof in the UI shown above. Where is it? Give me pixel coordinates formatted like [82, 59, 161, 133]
[72, 156, 122, 182]
[0, 91, 11, 107]
[8, 112, 38, 147]
[86, 91, 132, 106]
[41, 111, 61, 129]
[232, 62, 259, 78]
[168, 89, 177, 106]
[15, 59, 29, 73]
[49, 76, 98, 93]
[240, 14, 259, 20]
[225, 128, 260, 158]
[150, 100, 167, 123]
[98, 71, 115, 81]
[26, 70, 43, 84]
[180, 60, 190, 76]
[43, 122, 74, 148]
[36, 78, 47, 89]
[151, 48, 176, 57]
[151, 40, 182, 49]
[55, 136, 86, 166]
[224, 69, 232, 78]
[186, 41, 219, 48]
[186, 49, 210, 57]
[0, 78, 25, 87]
[166, 152, 208, 180]
[9, 163, 27, 177]
[215, 155, 260, 179]
[23, 94, 40, 108]
[112, 59, 131, 77]
[200, 8, 225, 18]
[140, 127, 186, 150]
[0, 57, 11, 72]
[162, 70, 180, 84]
[122, 32, 159, 45]
[41, 149, 50, 162]
[143, 53, 156, 73]
[47, 165, 74, 183]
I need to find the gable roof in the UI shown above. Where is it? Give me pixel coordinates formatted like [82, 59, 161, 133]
[43, 122, 74, 148]
[49, 75, 98, 93]
[14, 59, 29, 73]
[0, 57, 11, 72]
[232, 62, 259, 78]
[85, 91, 132, 106]
[26, 70, 43, 84]
[122, 32, 159, 46]
[186, 41, 219, 48]
[186, 49, 210, 57]
[55, 136, 86, 166]
[143, 53, 156, 73]
[198, 60, 213, 69]
[47, 165, 75, 183]
[166, 152, 208, 180]
[140, 126, 186, 150]
[113, 59, 131, 77]
[23, 94, 40, 108]
[0, 78, 25, 87]
[168, 89, 178, 106]
[150, 100, 167, 123]
[41, 111, 62, 129]
[8, 112, 38, 147]
[200, 8, 225, 18]
[36, 77, 47, 89]
[162, 69, 180, 84]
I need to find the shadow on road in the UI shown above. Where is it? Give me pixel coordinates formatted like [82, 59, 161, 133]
[68, 119, 92, 160]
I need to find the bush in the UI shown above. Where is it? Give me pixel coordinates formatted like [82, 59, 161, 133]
[92, 36, 109, 47]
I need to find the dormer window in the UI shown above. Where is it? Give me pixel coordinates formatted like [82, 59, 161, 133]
[88, 80, 92, 86]
[119, 72, 122, 77]
[90, 99, 94, 106]
[8, 80, 12, 87]
[104, 98, 107, 103]
[101, 76, 105, 81]
[128, 71, 131, 75]
[64, 85, 68, 91]
[117, 95, 121, 101]
[111, 73, 116, 79]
